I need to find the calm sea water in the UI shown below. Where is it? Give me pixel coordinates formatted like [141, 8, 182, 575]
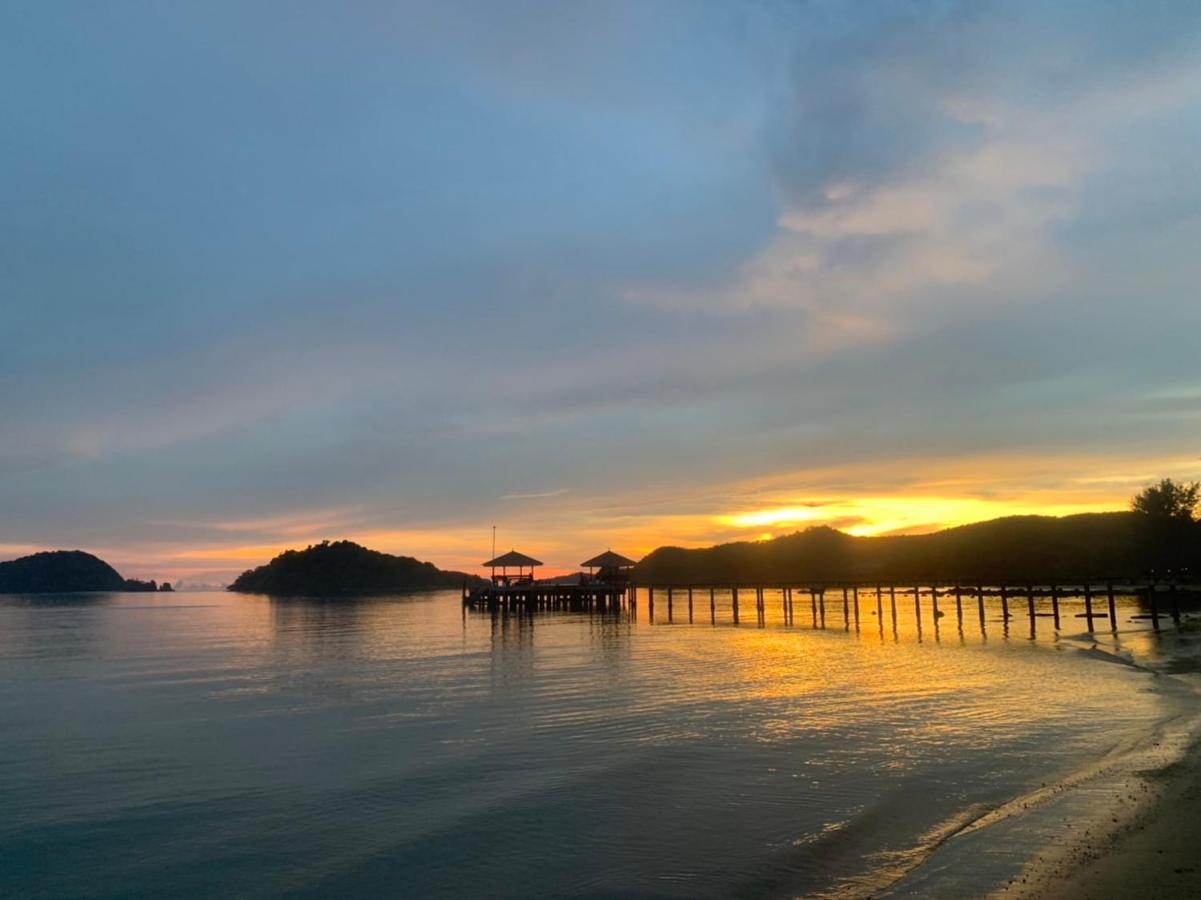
[0, 589, 1179, 898]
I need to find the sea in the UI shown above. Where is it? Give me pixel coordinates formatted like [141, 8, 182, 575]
[1, 588, 1196, 898]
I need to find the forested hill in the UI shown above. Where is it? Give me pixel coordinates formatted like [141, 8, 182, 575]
[228, 540, 487, 595]
[0, 550, 127, 593]
[633, 513, 1196, 585]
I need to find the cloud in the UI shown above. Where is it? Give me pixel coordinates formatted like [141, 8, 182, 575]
[499, 488, 570, 501]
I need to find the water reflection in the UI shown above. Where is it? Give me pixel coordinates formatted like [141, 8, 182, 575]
[0, 588, 1187, 899]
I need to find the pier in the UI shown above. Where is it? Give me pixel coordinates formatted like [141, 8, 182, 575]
[465, 579, 1191, 632]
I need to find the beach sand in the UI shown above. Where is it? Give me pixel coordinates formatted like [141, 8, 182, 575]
[1006, 639, 1201, 900]
[1016, 742, 1201, 899]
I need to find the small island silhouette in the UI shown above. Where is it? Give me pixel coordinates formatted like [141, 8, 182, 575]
[0, 550, 174, 593]
[228, 540, 486, 596]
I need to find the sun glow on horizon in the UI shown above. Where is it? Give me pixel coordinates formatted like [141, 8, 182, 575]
[718, 495, 1121, 540]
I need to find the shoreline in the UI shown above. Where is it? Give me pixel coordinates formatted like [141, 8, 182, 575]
[1005, 624, 1201, 899]
[1027, 741, 1201, 899]
[1010, 684, 1201, 898]
[875, 621, 1201, 899]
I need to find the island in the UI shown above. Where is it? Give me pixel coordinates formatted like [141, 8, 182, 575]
[228, 540, 486, 596]
[0, 549, 174, 593]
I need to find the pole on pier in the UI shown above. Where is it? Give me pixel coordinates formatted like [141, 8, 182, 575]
[1107, 584, 1117, 631]
[1000, 585, 1009, 622]
[688, 586, 694, 623]
[1083, 583, 1094, 630]
[732, 587, 740, 624]
[667, 586, 673, 621]
[1051, 585, 1060, 629]
[709, 586, 716, 623]
[842, 586, 850, 624]
[976, 585, 985, 627]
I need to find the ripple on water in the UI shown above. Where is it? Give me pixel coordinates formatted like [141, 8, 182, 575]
[0, 590, 1175, 898]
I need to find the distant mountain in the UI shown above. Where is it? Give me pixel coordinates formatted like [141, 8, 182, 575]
[0, 550, 127, 593]
[634, 513, 1196, 585]
[228, 540, 487, 596]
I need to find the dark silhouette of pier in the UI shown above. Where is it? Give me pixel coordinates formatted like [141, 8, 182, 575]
[464, 580, 1192, 634]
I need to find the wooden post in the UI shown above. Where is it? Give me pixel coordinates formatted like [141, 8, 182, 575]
[667, 586, 674, 620]
[648, 585, 654, 620]
[852, 585, 860, 627]
[732, 586, 740, 624]
[1171, 582, 1180, 625]
[688, 586, 694, 623]
[1083, 583, 1094, 630]
[876, 586, 884, 620]
[1027, 585, 1036, 623]
[954, 585, 963, 621]
[931, 586, 940, 620]
[1000, 585, 1009, 621]
[709, 586, 716, 623]
[1107, 583, 1117, 631]
[977, 585, 985, 625]
[1051, 585, 1060, 629]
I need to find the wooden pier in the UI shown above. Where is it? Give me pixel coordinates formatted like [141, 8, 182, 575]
[464, 582, 632, 613]
[464, 579, 1193, 632]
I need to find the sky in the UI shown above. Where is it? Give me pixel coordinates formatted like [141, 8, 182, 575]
[3, 1, 1201, 582]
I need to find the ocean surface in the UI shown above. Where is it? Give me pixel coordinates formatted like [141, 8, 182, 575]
[0, 589, 1188, 898]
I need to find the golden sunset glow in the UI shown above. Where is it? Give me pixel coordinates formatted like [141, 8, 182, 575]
[75, 449, 1196, 582]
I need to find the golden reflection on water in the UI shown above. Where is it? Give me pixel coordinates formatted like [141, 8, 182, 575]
[0, 588, 1182, 899]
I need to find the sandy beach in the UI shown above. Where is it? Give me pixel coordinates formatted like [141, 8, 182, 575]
[1007, 630, 1201, 900]
[1014, 740, 1201, 899]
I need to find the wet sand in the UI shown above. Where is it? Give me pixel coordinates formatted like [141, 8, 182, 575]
[1015, 740, 1201, 899]
[1007, 637, 1201, 900]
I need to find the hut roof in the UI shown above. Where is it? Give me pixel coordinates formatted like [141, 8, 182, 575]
[483, 550, 543, 568]
[580, 550, 637, 569]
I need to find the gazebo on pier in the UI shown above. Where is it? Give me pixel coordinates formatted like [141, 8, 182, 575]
[484, 550, 543, 587]
[581, 550, 637, 585]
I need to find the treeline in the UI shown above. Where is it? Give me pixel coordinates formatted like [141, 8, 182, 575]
[633, 512, 1200, 585]
[228, 540, 487, 595]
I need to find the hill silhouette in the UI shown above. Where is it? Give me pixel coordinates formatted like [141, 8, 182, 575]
[228, 540, 486, 596]
[633, 512, 1197, 585]
[0, 550, 128, 593]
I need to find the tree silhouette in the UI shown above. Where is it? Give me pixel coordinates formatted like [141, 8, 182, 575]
[1131, 478, 1200, 576]
[1131, 478, 1200, 521]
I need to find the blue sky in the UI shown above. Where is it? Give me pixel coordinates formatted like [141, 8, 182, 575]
[4, 1, 1201, 580]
